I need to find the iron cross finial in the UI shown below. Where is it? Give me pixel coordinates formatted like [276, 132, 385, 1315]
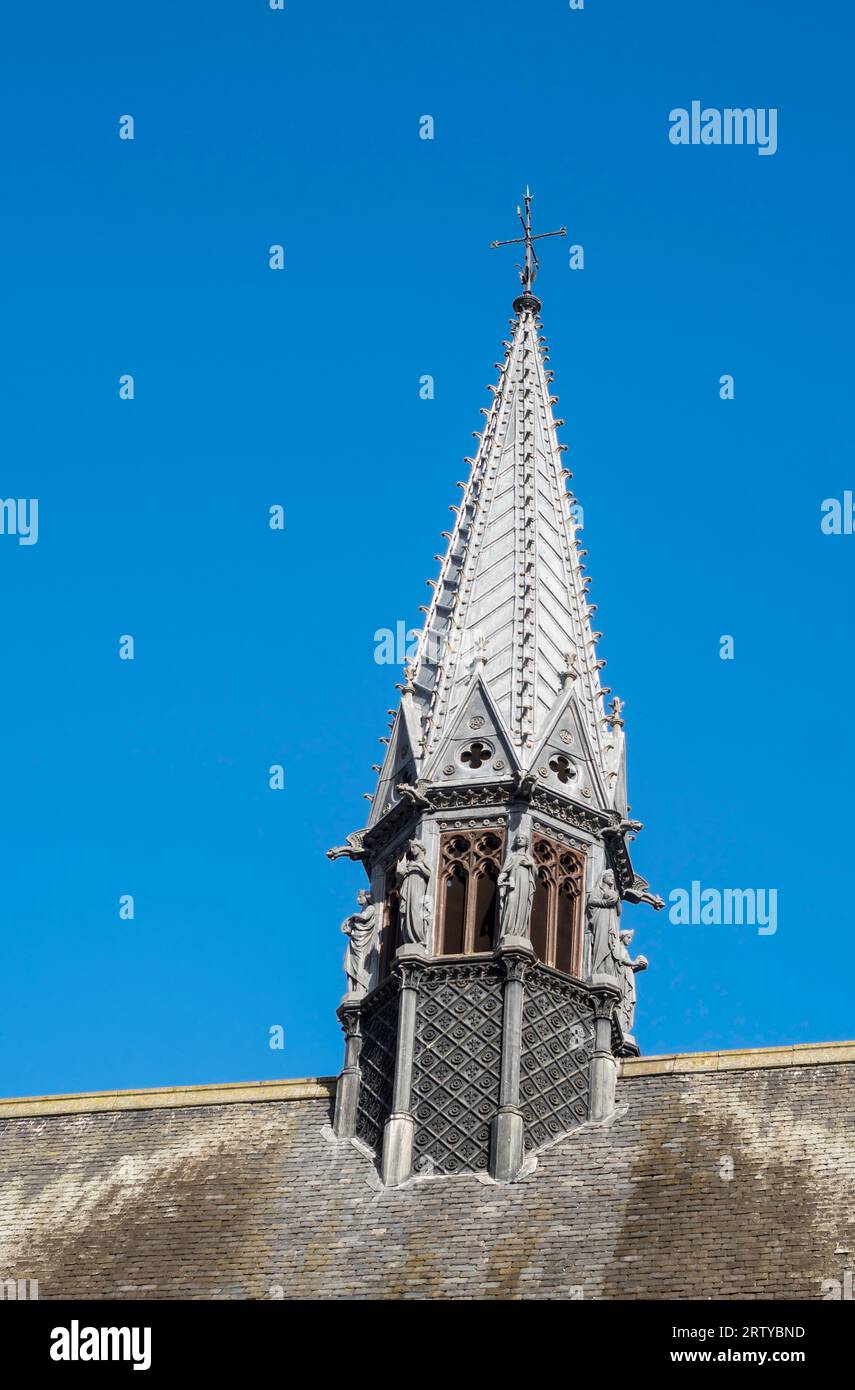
[490, 188, 566, 293]
[607, 695, 625, 729]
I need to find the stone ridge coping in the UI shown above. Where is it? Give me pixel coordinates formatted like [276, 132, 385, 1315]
[0, 1077, 337, 1119]
[1, 1041, 853, 1118]
[621, 1040, 855, 1078]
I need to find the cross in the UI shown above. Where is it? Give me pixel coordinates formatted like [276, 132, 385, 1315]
[490, 187, 566, 293]
[607, 695, 625, 729]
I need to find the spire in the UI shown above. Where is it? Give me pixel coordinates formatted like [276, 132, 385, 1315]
[372, 192, 619, 816]
[331, 195, 664, 1185]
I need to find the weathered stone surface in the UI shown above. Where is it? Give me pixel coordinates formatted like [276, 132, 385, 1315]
[0, 1057, 852, 1300]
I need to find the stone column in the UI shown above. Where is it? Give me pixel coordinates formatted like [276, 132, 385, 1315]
[381, 945, 426, 1186]
[588, 981, 621, 1122]
[333, 999, 363, 1138]
[489, 936, 535, 1182]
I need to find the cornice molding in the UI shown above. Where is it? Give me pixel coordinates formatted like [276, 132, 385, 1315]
[4, 1042, 853, 1117]
[0, 1077, 336, 1119]
[621, 1040, 855, 1078]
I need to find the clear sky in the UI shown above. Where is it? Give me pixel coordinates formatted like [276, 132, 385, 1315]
[0, 1, 852, 1098]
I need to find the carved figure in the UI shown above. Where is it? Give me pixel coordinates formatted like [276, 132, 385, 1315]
[587, 868, 621, 978]
[497, 833, 537, 942]
[326, 831, 367, 863]
[341, 889, 377, 995]
[396, 839, 432, 946]
[616, 927, 648, 1035]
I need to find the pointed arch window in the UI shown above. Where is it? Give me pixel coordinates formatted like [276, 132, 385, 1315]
[378, 866, 401, 980]
[436, 829, 505, 955]
[530, 834, 585, 976]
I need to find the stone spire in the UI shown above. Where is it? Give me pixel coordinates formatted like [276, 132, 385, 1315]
[409, 289, 611, 774]
[330, 194, 663, 1188]
[367, 198, 623, 827]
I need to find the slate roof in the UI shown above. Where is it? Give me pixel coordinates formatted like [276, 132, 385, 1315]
[1, 1044, 851, 1300]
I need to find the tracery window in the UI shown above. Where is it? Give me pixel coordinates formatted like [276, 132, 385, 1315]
[529, 834, 585, 976]
[378, 866, 401, 980]
[378, 829, 584, 976]
[436, 829, 504, 955]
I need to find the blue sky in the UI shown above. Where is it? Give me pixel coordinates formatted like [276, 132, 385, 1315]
[0, 0, 852, 1098]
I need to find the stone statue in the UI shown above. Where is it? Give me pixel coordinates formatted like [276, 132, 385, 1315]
[341, 889, 377, 995]
[616, 928, 648, 1036]
[497, 833, 537, 943]
[396, 839, 432, 946]
[587, 868, 621, 978]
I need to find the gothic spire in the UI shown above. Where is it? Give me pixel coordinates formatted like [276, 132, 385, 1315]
[331, 195, 663, 1185]
[368, 192, 624, 822]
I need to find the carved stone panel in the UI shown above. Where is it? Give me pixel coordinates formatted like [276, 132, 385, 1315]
[411, 960, 503, 1175]
[355, 977, 399, 1154]
[529, 787, 606, 836]
[520, 966, 594, 1151]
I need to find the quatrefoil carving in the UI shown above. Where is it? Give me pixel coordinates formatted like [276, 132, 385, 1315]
[460, 740, 493, 771]
[548, 754, 576, 784]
